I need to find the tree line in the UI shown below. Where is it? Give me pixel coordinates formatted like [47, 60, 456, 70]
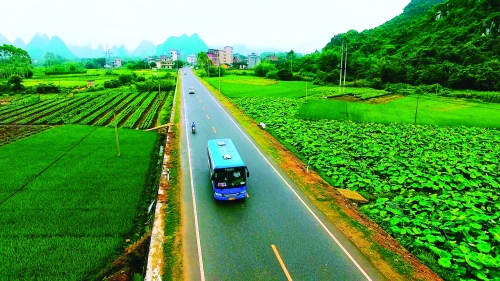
[0, 44, 33, 79]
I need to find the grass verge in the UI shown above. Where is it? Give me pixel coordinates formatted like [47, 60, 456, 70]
[162, 71, 184, 281]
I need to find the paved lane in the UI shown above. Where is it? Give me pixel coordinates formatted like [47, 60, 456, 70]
[180, 67, 386, 281]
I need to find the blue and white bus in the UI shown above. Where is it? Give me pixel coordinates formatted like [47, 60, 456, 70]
[207, 139, 250, 200]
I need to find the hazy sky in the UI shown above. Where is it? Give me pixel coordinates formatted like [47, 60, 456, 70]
[1, 0, 411, 54]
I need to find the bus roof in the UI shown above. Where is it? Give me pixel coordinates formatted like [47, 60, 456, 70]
[207, 139, 245, 169]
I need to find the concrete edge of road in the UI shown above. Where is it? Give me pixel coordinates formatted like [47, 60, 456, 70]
[144, 73, 180, 281]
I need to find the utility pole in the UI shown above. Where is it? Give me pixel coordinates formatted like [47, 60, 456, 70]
[104, 44, 113, 68]
[218, 49, 222, 91]
[306, 81, 308, 100]
[414, 94, 420, 125]
[339, 43, 343, 93]
[207, 58, 210, 78]
[343, 44, 348, 93]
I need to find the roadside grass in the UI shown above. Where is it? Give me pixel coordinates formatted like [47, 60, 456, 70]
[0, 125, 160, 280]
[162, 73, 183, 281]
[375, 246, 414, 277]
[413, 249, 456, 281]
[297, 95, 500, 128]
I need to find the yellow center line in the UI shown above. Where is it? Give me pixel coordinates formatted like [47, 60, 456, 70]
[271, 245, 293, 281]
[206, 114, 210, 119]
[212, 126, 217, 134]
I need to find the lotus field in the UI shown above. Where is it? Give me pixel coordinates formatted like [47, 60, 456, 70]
[0, 125, 160, 280]
[231, 96, 500, 281]
[0, 88, 169, 129]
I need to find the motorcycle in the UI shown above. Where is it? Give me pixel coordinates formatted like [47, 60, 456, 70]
[191, 124, 196, 134]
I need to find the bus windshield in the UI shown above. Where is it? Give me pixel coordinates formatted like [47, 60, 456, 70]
[213, 167, 246, 188]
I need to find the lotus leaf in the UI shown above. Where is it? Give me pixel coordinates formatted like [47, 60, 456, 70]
[466, 255, 483, 270]
[475, 271, 489, 281]
[471, 223, 483, 230]
[413, 227, 422, 235]
[489, 226, 500, 242]
[476, 242, 491, 253]
[438, 257, 452, 268]
[426, 234, 439, 243]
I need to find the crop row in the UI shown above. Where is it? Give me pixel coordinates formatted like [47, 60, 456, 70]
[139, 91, 167, 129]
[34, 96, 96, 124]
[0, 99, 61, 124]
[93, 92, 141, 126]
[78, 93, 129, 125]
[232, 96, 500, 281]
[0, 96, 42, 114]
[67, 93, 123, 123]
[106, 93, 149, 128]
[121, 92, 157, 129]
[0, 90, 167, 129]
[11, 97, 91, 125]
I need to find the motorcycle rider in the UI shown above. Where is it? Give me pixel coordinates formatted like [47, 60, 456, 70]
[191, 122, 196, 132]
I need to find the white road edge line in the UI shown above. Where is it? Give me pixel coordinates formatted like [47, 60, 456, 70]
[204, 88, 373, 281]
[183, 92, 206, 281]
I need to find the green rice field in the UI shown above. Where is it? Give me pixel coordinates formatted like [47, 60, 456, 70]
[0, 125, 159, 280]
[22, 69, 173, 88]
[206, 75, 325, 98]
[297, 95, 500, 128]
[206, 75, 500, 129]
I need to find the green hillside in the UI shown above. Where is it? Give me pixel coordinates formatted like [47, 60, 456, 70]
[312, 0, 500, 91]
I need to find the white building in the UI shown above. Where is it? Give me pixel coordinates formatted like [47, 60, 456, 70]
[148, 55, 174, 69]
[222, 46, 233, 65]
[247, 53, 261, 69]
[187, 54, 197, 65]
[170, 49, 179, 61]
[113, 58, 122, 68]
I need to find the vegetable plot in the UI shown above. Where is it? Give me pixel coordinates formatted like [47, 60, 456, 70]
[0, 89, 169, 129]
[233, 97, 500, 281]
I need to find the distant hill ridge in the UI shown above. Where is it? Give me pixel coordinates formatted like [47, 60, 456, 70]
[0, 33, 210, 60]
[1, 32, 285, 61]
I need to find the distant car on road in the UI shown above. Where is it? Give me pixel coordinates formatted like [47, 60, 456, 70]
[189, 87, 195, 94]
[184, 72, 187, 75]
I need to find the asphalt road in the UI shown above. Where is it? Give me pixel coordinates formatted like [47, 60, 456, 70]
[180, 67, 386, 281]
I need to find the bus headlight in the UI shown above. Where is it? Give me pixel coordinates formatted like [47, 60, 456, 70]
[214, 192, 223, 197]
